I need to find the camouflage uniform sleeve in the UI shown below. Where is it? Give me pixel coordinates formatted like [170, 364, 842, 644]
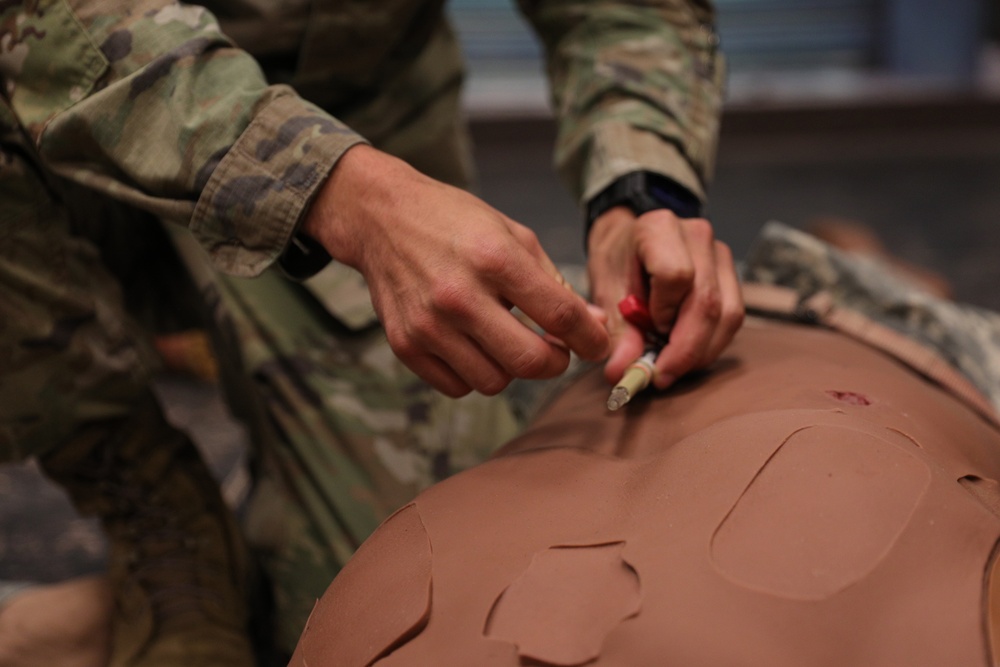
[517, 0, 724, 204]
[1, 0, 366, 277]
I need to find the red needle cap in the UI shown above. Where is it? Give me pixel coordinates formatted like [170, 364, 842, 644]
[618, 294, 654, 334]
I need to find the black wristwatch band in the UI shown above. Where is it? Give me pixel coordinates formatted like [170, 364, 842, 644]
[278, 231, 332, 281]
[584, 171, 702, 244]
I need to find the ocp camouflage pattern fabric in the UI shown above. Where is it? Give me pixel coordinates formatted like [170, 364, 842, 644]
[1, 0, 724, 653]
[1, 0, 723, 277]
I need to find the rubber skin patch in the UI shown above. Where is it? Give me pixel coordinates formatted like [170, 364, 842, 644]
[711, 425, 930, 600]
[296, 503, 432, 667]
[484, 542, 641, 665]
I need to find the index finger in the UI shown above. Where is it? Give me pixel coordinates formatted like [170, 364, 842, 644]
[499, 255, 610, 362]
[651, 236, 723, 387]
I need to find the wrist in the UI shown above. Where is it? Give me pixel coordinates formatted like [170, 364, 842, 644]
[586, 206, 633, 259]
[584, 172, 702, 249]
[300, 143, 383, 269]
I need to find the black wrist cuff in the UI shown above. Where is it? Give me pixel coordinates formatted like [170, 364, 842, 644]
[277, 232, 332, 281]
[584, 171, 702, 247]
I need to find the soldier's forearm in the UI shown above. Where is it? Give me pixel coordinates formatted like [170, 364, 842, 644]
[1, 0, 364, 278]
[516, 0, 725, 203]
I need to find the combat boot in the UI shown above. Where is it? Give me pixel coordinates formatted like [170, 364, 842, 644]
[38, 394, 256, 667]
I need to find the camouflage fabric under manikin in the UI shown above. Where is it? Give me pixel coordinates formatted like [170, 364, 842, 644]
[743, 222, 1000, 420]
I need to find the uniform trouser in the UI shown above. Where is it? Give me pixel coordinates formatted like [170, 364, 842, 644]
[0, 86, 524, 653]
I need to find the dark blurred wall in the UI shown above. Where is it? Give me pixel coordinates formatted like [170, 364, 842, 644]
[470, 98, 1000, 311]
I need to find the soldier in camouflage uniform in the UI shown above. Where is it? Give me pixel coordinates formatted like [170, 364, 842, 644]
[0, 0, 742, 663]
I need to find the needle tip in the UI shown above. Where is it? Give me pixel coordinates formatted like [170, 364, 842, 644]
[607, 386, 630, 411]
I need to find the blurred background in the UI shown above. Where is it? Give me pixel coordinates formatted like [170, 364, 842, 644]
[456, 0, 1000, 310]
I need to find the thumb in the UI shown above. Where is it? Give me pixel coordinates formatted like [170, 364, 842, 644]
[604, 318, 645, 384]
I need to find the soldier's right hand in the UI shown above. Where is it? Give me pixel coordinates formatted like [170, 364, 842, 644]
[302, 145, 610, 397]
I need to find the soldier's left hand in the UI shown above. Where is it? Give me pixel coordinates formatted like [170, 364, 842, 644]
[301, 145, 610, 397]
[587, 207, 744, 389]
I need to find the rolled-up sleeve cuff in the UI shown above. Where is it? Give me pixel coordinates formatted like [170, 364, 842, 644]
[580, 121, 706, 206]
[191, 91, 367, 277]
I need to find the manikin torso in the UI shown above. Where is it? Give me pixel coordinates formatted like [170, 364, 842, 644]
[290, 317, 1000, 667]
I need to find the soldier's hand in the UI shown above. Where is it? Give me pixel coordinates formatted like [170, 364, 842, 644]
[587, 207, 744, 389]
[303, 145, 610, 397]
